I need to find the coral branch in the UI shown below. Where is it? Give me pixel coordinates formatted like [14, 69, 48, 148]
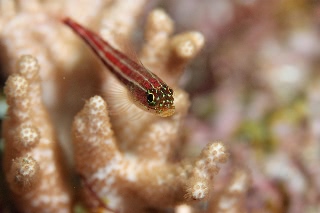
[73, 96, 121, 177]
[140, 9, 204, 86]
[72, 96, 229, 212]
[186, 142, 229, 201]
[7, 155, 40, 194]
[3, 55, 71, 212]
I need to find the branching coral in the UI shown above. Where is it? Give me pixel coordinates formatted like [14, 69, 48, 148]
[69, 6, 228, 212]
[0, 0, 231, 212]
[3, 55, 71, 212]
[73, 95, 228, 211]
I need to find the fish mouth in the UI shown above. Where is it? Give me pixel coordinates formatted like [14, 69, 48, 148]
[158, 108, 175, 117]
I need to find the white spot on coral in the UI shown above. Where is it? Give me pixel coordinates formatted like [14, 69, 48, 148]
[44, 163, 56, 174]
[75, 118, 86, 132]
[7, 75, 28, 97]
[191, 181, 207, 200]
[122, 160, 138, 182]
[31, 193, 70, 208]
[103, 138, 114, 146]
[99, 190, 123, 210]
[32, 148, 53, 163]
[87, 96, 105, 115]
[41, 138, 50, 145]
[175, 204, 192, 213]
[90, 155, 121, 181]
[208, 142, 226, 160]
[17, 125, 39, 148]
[18, 55, 39, 78]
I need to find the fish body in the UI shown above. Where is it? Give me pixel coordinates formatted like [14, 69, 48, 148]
[63, 18, 175, 117]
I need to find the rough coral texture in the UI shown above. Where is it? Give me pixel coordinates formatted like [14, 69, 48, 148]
[3, 55, 71, 212]
[0, 0, 232, 212]
[73, 95, 228, 211]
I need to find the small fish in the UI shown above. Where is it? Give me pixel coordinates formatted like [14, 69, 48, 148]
[63, 18, 175, 117]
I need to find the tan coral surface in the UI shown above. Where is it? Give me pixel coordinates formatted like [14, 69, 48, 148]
[0, 1, 231, 212]
[3, 55, 71, 212]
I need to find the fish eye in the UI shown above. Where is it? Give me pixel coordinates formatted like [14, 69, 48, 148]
[147, 92, 156, 106]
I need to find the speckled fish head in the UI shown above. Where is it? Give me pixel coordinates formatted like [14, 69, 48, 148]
[144, 84, 175, 117]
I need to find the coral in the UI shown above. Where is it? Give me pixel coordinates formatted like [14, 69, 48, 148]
[3, 55, 71, 212]
[73, 96, 228, 211]
[0, 0, 231, 212]
[4, 0, 320, 212]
